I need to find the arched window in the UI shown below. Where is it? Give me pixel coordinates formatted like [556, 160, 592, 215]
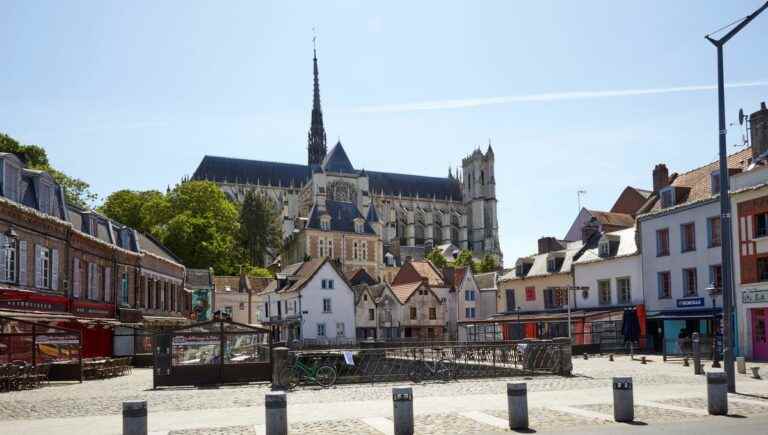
[481, 170, 485, 186]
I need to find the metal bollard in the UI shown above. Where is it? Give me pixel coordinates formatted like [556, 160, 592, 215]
[736, 357, 746, 375]
[609, 354, 614, 362]
[692, 333, 703, 375]
[265, 392, 288, 435]
[583, 353, 589, 360]
[641, 356, 647, 365]
[122, 400, 147, 435]
[393, 387, 414, 435]
[707, 372, 728, 415]
[612, 377, 634, 423]
[507, 383, 528, 430]
[752, 367, 761, 379]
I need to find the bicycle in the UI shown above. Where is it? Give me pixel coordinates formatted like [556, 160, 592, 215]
[279, 357, 337, 389]
[408, 350, 454, 383]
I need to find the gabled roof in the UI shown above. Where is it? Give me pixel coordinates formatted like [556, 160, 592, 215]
[352, 282, 389, 304]
[187, 269, 213, 288]
[322, 142, 356, 174]
[264, 257, 347, 294]
[390, 281, 425, 304]
[474, 272, 498, 290]
[346, 268, 377, 286]
[192, 155, 310, 187]
[392, 260, 446, 287]
[367, 170, 462, 201]
[574, 227, 639, 265]
[587, 210, 635, 228]
[500, 242, 583, 281]
[366, 202, 380, 222]
[306, 200, 376, 234]
[641, 148, 753, 216]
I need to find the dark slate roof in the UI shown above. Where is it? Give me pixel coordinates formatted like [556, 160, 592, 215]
[193, 155, 310, 188]
[20, 176, 37, 208]
[137, 232, 184, 263]
[187, 268, 213, 288]
[322, 142, 355, 174]
[366, 202, 380, 222]
[307, 200, 376, 234]
[368, 171, 462, 201]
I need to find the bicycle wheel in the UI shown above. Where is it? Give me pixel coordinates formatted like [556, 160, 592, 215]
[408, 365, 423, 383]
[315, 365, 337, 388]
[436, 359, 454, 382]
[279, 366, 299, 390]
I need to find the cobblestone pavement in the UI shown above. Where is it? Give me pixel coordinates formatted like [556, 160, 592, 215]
[2, 355, 767, 434]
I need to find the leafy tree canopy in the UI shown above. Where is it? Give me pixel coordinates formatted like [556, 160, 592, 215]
[477, 254, 500, 273]
[451, 249, 477, 273]
[0, 132, 97, 208]
[425, 248, 448, 269]
[239, 190, 282, 268]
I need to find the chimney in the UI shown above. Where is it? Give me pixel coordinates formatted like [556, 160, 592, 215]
[653, 164, 670, 192]
[750, 102, 768, 157]
[538, 236, 563, 254]
[581, 219, 600, 243]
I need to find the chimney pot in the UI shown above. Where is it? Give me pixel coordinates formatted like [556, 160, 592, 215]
[653, 164, 670, 192]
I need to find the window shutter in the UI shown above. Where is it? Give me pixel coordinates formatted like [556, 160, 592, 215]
[18, 241, 27, 286]
[0, 234, 7, 282]
[72, 258, 80, 298]
[34, 246, 43, 288]
[104, 267, 112, 302]
[51, 249, 59, 291]
[87, 263, 94, 299]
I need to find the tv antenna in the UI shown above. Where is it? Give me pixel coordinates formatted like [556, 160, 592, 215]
[577, 190, 587, 212]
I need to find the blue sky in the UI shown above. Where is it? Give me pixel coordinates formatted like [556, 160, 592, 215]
[2, 1, 767, 266]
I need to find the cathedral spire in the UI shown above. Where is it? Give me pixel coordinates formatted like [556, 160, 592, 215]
[307, 35, 327, 166]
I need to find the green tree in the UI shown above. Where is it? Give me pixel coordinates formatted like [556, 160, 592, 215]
[451, 249, 477, 273]
[425, 248, 448, 269]
[478, 254, 500, 273]
[0, 132, 97, 207]
[239, 190, 282, 267]
[242, 265, 274, 278]
[99, 189, 170, 234]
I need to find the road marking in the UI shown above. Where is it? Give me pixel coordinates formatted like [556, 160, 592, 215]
[361, 417, 394, 435]
[253, 424, 265, 435]
[638, 400, 708, 416]
[460, 411, 508, 429]
[729, 397, 768, 407]
[548, 405, 614, 422]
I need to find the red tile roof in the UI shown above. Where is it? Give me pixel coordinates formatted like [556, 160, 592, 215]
[390, 281, 422, 304]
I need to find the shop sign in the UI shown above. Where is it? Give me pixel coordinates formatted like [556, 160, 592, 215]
[72, 301, 115, 318]
[36, 335, 79, 345]
[677, 297, 705, 308]
[0, 290, 68, 312]
[172, 335, 219, 346]
[742, 288, 768, 304]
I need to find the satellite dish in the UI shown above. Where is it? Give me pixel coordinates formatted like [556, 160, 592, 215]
[739, 108, 745, 126]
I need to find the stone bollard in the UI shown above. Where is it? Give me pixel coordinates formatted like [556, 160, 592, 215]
[507, 383, 528, 430]
[612, 377, 634, 423]
[609, 354, 614, 362]
[736, 357, 746, 375]
[122, 400, 147, 435]
[706, 372, 728, 415]
[265, 392, 288, 435]
[752, 367, 761, 379]
[641, 356, 647, 365]
[554, 338, 573, 376]
[272, 347, 290, 390]
[692, 333, 703, 375]
[393, 387, 414, 435]
[583, 353, 589, 360]
[683, 357, 690, 367]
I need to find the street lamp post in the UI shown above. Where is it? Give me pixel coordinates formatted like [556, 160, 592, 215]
[707, 282, 722, 369]
[705, 0, 768, 393]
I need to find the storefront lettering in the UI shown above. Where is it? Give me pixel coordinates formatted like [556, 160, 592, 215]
[742, 288, 768, 304]
[676, 298, 705, 308]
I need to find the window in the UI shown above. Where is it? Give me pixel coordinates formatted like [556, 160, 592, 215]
[410, 306, 417, 320]
[709, 264, 723, 290]
[239, 302, 246, 311]
[361, 241, 368, 261]
[598, 241, 611, 258]
[322, 298, 332, 313]
[756, 213, 768, 238]
[429, 307, 437, 320]
[598, 280, 611, 305]
[319, 238, 326, 257]
[328, 239, 334, 258]
[39, 183, 51, 214]
[3, 162, 20, 201]
[708, 216, 721, 247]
[681, 223, 696, 252]
[224, 306, 233, 318]
[336, 322, 345, 337]
[0, 235, 16, 283]
[515, 262, 532, 277]
[547, 257, 563, 273]
[465, 307, 476, 318]
[317, 323, 326, 337]
[525, 286, 536, 301]
[660, 187, 675, 208]
[321, 279, 326, 289]
[354, 220, 364, 234]
[656, 228, 670, 257]
[543, 288, 564, 309]
[617, 277, 631, 304]
[35, 246, 53, 290]
[683, 267, 698, 297]
[320, 216, 331, 231]
[758, 257, 768, 282]
[368, 308, 375, 321]
[120, 271, 129, 305]
[103, 267, 112, 303]
[711, 171, 720, 194]
[505, 289, 516, 311]
[658, 271, 671, 299]
[464, 290, 476, 301]
[353, 241, 359, 260]
[321, 279, 334, 289]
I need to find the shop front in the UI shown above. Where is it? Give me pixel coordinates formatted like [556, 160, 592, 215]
[740, 288, 768, 361]
[646, 299, 722, 361]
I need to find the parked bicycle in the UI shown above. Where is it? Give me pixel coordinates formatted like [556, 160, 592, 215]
[279, 356, 337, 389]
[408, 350, 454, 383]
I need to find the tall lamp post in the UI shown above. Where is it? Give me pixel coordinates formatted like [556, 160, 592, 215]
[705, 0, 768, 393]
[706, 282, 722, 369]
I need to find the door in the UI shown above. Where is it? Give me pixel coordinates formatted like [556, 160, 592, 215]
[752, 309, 768, 361]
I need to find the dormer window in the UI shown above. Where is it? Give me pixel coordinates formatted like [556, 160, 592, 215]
[515, 261, 533, 277]
[660, 187, 675, 209]
[711, 171, 721, 195]
[547, 255, 564, 273]
[2, 160, 20, 202]
[354, 219, 364, 234]
[320, 215, 331, 231]
[598, 241, 611, 258]
[39, 182, 52, 214]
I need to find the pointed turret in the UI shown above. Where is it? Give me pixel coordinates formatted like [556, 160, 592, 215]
[307, 45, 327, 166]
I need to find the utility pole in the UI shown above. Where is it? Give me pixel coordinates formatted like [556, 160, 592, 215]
[705, 0, 768, 393]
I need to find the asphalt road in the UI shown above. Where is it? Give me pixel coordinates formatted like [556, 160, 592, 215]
[518, 414, 768, 435]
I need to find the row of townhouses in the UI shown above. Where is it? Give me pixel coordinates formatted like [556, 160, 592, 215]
[0, 152, 190, 360]
[489, 101, 768, 362]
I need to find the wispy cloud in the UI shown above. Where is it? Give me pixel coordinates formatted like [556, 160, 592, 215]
[349, 81, 768, 113]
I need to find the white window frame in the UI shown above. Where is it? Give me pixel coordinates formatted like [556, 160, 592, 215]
[617, 277, 631, 304]
[0, 235, 17, 284]
[336, 322, 345, 337]
[322, 298, 332, 313]
[598, 241, 610, 257]
[317, 323, 326, 337]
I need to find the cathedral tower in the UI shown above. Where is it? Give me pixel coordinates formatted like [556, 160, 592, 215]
[462, 144, 500, 258]
[307, 47, 327, 166]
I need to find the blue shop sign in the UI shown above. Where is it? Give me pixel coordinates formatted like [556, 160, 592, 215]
[677, 297, 705, 308]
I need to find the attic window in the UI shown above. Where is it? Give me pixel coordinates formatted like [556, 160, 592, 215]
[546, 256, 564, 273]
[320, 215, 331, 231]
[660, 187, 675, 209]
[598, 241, 611, 258]
[711, 171, 720, 195]
[515, 261, 532, 277]
[354, 220, 364, 234]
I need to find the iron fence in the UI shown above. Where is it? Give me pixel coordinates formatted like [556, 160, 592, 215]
[286, 340, 566, 385]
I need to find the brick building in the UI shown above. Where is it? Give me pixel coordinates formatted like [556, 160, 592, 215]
[0, 153, 189, 358]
